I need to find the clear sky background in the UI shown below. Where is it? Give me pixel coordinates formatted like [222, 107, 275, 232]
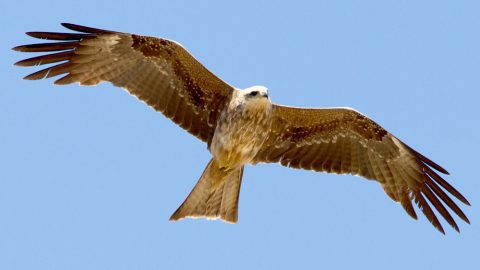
[1, 1, 479, 269]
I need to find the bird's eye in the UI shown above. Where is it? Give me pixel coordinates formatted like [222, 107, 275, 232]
[249, 91, 259, 97]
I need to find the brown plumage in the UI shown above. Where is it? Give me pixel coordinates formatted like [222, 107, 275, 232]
[252, 106, 470, 233]
[13, 23, 470, 233]
[14, 23, 232, 144]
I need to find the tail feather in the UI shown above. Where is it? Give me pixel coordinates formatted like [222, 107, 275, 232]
[169, 159, 244, 223]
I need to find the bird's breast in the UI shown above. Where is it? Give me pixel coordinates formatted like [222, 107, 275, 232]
[210, 100, 272, 169]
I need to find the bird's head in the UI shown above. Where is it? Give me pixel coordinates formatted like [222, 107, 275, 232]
[230, 85, 271, 111]
[243, 85, 269, 99]
[230, 86, 271, 110]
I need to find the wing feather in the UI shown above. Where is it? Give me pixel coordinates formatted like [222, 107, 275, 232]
[425, 176, 470, 224]
[13, 23, 234, 144]
[14, 51, 73, 66]
[13, 41, 79, 52]
[414, 192, 445, 234]
[254, 105, 469, 233]
[422, 185, 459, 232]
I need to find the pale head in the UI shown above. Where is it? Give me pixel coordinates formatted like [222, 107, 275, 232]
[230, 85, 271, 109]
[242, 85, 269, 99]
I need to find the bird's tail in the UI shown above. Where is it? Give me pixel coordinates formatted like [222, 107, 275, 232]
[169, 159, 244, 223]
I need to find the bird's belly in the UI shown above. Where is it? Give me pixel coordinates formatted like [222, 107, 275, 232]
[211, 134, 262, 169]
[210, 116, 270, 169]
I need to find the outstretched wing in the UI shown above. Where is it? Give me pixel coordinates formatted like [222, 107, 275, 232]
[13, 23, 234, 144]
[253, 105, 470, 233]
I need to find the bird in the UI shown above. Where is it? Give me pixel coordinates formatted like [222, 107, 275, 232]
[13, 23, 470, 234]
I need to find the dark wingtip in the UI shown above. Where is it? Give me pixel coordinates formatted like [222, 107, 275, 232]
[61, 23, 113, 34]
[26, 32, 39, 38]
[14, 60, 26, 66]
[12, 45, 24, 52]
[26, 31, 91, 41]
[23, 73, 42, 80]
[399, 140, 450, 175]
[61, 22, 78, 29]
[415, 149, 450, 175]
[23, 75, 37, 80]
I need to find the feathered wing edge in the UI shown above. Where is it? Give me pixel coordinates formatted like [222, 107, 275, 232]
[12, 23, 120, 83]
[401, 141, 470, 234]
[13, 23, 235, 144]
[254, 106, 470, 234]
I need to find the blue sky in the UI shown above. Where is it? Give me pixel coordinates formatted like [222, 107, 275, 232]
[1, 1, 479, 269]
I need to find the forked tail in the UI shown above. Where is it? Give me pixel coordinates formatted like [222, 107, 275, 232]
[169, 159, 244, 223]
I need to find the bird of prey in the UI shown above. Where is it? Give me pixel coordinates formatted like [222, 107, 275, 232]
[13, 23, 470, 234]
